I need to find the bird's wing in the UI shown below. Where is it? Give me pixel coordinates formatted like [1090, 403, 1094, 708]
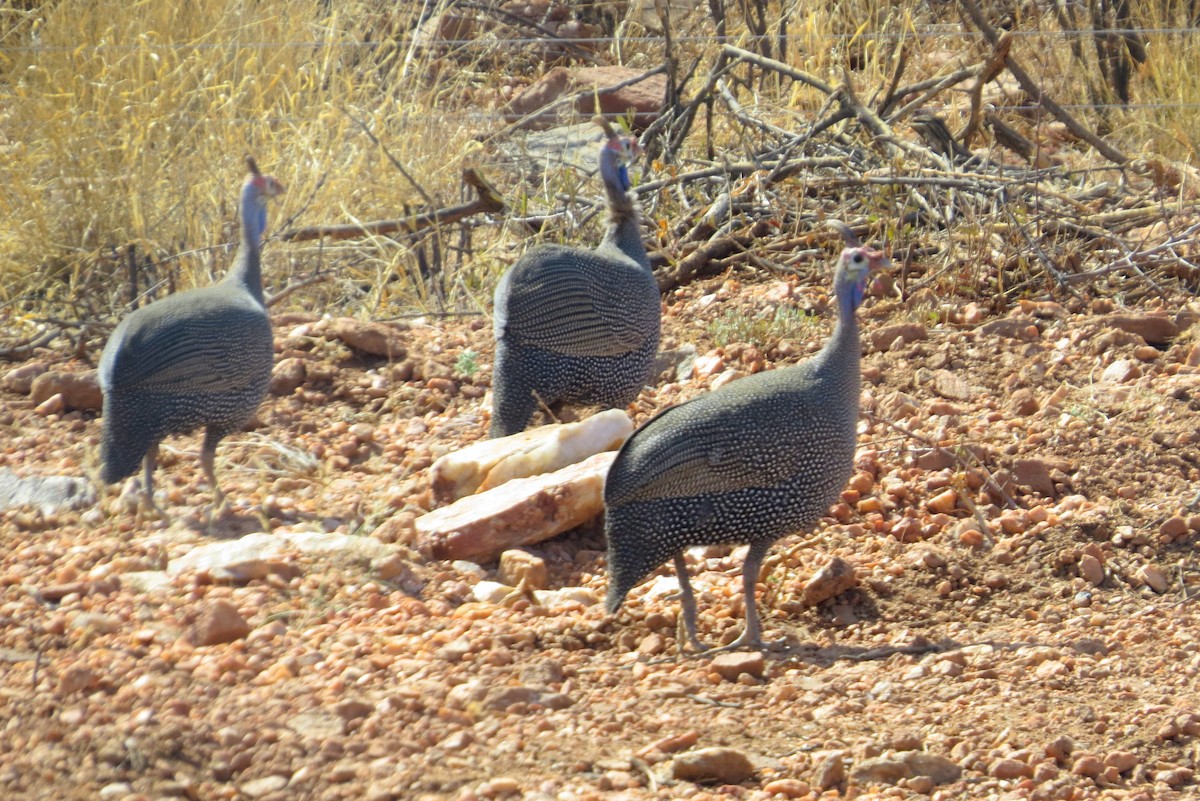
[104, 294, 270, 393]
[604, 383, 815, 506]
[497, 247, 657, 357]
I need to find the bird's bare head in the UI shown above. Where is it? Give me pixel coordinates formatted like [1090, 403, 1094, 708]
[243, 156, 285, 199]
[598, 133, 640, 194]
[835, 245, 889, 313]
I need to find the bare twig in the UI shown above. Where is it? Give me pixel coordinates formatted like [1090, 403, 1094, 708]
[266, 271, 333, 308]
[0, 330, 61, 361]
[280, 168, 505, 242]
[957, 0, 1129, 165]
[489, 65, 668, 139]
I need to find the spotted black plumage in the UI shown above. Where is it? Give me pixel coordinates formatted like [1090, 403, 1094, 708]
[98, 157, 284, 518]
[604, 239, 889, 652]
[490, 119, 661, 437]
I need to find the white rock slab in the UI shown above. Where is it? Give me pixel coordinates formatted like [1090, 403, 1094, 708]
[429, 409, 632, 505]
[416, 451, 615, 562]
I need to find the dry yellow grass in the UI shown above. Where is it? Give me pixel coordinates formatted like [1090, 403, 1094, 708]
[1, 0, 1198, 331]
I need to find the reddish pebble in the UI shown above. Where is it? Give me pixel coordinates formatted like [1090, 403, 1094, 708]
[762, 778, 811, 797]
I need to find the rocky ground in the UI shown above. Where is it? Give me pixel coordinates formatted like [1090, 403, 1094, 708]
[1, 264, 1199, 801]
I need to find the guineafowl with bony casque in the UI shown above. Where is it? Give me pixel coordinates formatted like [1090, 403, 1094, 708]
[98, 156, 284, 519]
[604, 223, 888, 652]
[490, 117, 661, 437]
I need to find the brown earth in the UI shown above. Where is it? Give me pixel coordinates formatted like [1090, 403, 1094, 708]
[1, 267, 1199, 801]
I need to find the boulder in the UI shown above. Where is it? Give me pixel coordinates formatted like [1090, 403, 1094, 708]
[416, 451, 615, 562]
[430, 409, 632, 505]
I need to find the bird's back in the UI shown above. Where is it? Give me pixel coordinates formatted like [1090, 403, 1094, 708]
[606, 361, 859, 519]
[494, 243, 660, 357]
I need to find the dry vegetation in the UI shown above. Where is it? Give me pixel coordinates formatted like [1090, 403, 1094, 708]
[4, 2, 1200, 800]
[2, 0, 1200, 334]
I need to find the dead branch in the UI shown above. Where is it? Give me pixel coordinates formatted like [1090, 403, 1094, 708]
[0, 330, 61, 362]
[280, 168, 505, 243]
[266, 271, 334, 307]
[635, 157, 844, 194]
[957, 0, 1128, 165]
[961, 32, 1012, 147]
[490, 65, 668, 138]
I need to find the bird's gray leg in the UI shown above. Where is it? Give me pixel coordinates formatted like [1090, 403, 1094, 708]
[136, 446, 167, 522]
[673, 552, 709, 653]
[710, 540, 786, 653]
[200, 428, 226, 525]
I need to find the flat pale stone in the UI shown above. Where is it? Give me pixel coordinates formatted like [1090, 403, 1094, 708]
[710, 651, 765, 681]
[29, 369, 102, 410]
[430, 409, 632, 504]
[167, 530, 395, 582]
[498, 548, 549, 589]
[416, 451, 615, 563]
[802, 556, 858, 606]
[671, 747, 755, 784]
[0, 469, 95, 514]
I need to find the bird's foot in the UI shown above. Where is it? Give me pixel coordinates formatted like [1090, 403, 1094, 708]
[135, 494, 169, 525]
[704, 629, 789, 655]
[204, 496, 229, 534]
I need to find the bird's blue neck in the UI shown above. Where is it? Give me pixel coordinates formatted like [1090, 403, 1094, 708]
[813, 280, 864, 374]
[600, 182, 648, 267]
[223, 185, 266, 304]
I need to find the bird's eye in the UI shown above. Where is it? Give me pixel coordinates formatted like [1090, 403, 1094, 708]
[852, 252, 865, 264]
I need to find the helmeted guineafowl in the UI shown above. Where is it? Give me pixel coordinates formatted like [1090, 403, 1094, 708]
[98, 156, 284, 518]
[490, 117, 661, 438]
[604, 224, 889, 652]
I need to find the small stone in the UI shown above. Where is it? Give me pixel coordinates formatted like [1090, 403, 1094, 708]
[498, 548, 548, 590]
[1013, 457, 1070, 497]
[57, 665, 97, 695]
[1071, 755, 1104, 778]
[373, 554, 423, 594]
[2, 361, 48, 395]
[1104, 751, 1139, 773]
[335, 699, 374, 722]
[710, 651, 765, 681]
[472, 580, 515, 604]
[34, 392, 64, 416]
[1045, 735, 1074, 763]
[240, 775, 289, 797]
[270, 357, 307, 395]
[1159, 515, 1189, 541]
[900, 752, 961, 785]
[326, 317, 407, 358]
[1078, 554, 1104, 586]
[1155, 767, 1194, 787]
[190, 599, 251, 646]
[98, 783, 134, 799]
[801, 556, 858, 605]
[870, 323, 927, 352]
[932, 369, 973, 401]
[692, 353, 725, 379]
[1101, 359, 1141, 384]
[851, 756, 910, 784]
[1008, 388, 1040, 416]
[813, 752, 846, 790]
[761, 778, 811, 797]
[906, 775, 934, 793]
[29, 370, 102, 410]
[925, 488, 958, 514]
[1138, 564, 1170, 593]
[990, 758, 1030, 780]
[672, 747, 755, 784]
[478, 776, 521, 797]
